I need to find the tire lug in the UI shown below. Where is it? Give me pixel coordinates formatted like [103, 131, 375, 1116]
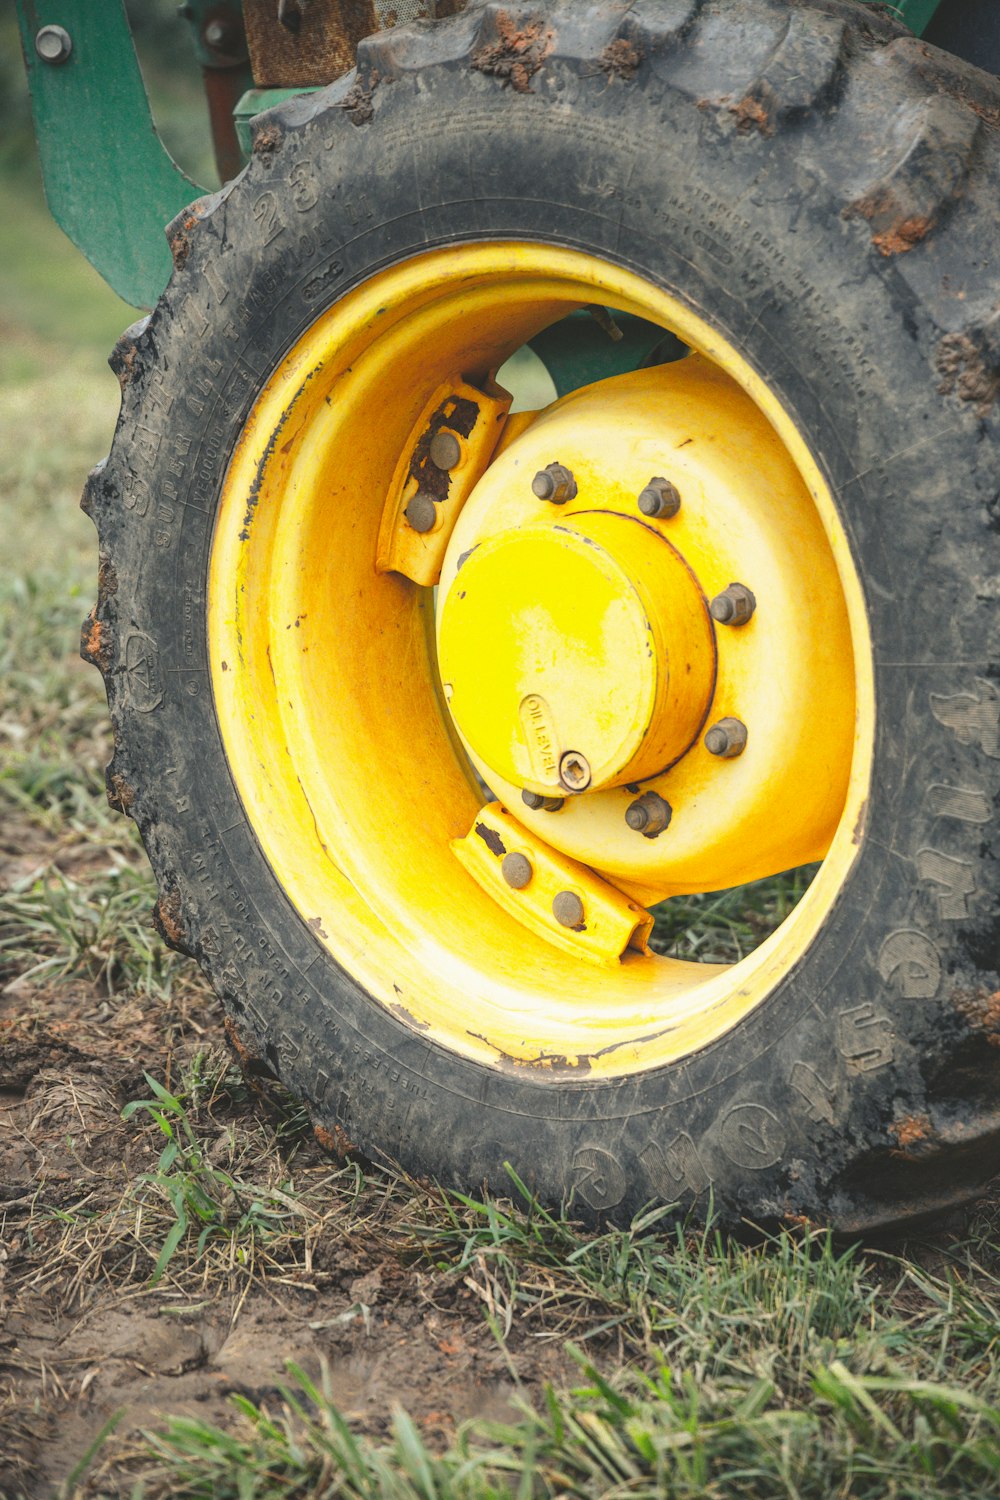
[637, 477, 681, 519]
[704, 717, 748, 758]
[501, 852, 533, 889]
[552, 890, 585, 928]
[624, 791, 672, 838]
[429, 430, 462, 470]
[558, 750, 592, 792]
[404, 491, 437, 533]
[521, 790, 565, 812]
[531, 463, 578, 504]
[709, 582, 756, 626]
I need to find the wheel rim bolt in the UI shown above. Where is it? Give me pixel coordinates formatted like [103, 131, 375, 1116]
[502, 852, 533, 889]
[558, 750, 592, 792]
[429, 430, 462, 470]
[532, 463, 578, 504]
[637, 477, 681, 519]
[709, 582, 756, 626]
[404, 491, 437, 533]
[704, 717, 748, 758]
[624, 791, 672, 838]
[552, 890, 585, 928]
[521, 790, 565, 812]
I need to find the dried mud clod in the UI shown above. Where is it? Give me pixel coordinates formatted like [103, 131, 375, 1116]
[870, 213, 933, 256]
[600, 37, 642, 82]
[937, 329, 1000, 417]
[892, 1112, 934, 1154]
[251, 120, 285, 156]
[97, 554, 118, 603]
[106, 771, 135, 814]
[731, 91, 775, 136]
[340, 74, 380, 125]
[472, 11, 554, 94]
[953, 986, 1000, 1048]
[80, 610, 111, 672]
[168, 214, 201, 272]
[153, 885, 189, 954]
[314, 1120, 359, 1158]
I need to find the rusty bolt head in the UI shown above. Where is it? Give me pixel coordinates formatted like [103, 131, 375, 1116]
[637, 477, 681, 519]
[552, 890, 585, 928]
[558, 751, 592, 793]
[429, 431, 462, 471]
[404, 491, 437, 534]
[35, 24, 72, 63]
[502, 852, 533, 890]
[710, 582, 756, 626]
[704, 717, 748, 759]
[521, 790, 566, 812]
[624, 791, 672, 838]
[531, 463, 578, 505]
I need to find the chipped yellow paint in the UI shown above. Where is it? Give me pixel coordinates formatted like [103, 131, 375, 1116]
[453, 801, 654, 965]
[209, 242, 874, 1076]
[375, 376, 511, 586]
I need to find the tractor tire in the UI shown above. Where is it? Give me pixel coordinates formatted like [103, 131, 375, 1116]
[85, 0, 1000, 1231]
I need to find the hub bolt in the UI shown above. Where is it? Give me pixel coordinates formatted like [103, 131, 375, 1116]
[521, 790, 565, 812]
[704, 717, 748, 759]
[429, 430, 462, 470]
[624, 791, 672, 838]
[552, 890, 585, 928]
[404, 491, 437, 534]
[558, 750, 592, 793]
[637, 477, 681, 519]
[710, 583, 756, 626]
[532, 463, 578, 505]
[502, 852, 533, 890]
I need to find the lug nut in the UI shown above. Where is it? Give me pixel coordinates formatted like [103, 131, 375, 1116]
[502, 852, 533, 890]
[552, 890, 585, 928]
[624, 791, 672, 838]
[704, 717, 748, 759]
[710, 583, 756, 626]
[404, 491, 437, 534]
[637, 477, 681, 519]
[558, 750, 592, 792]
[531, 463, 578, 505]
[35, 24, 73, 63]
[521, 790, 565, 812]
[429, 430, 462, 470]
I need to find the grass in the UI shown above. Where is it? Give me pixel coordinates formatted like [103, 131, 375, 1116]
[89, 1158, 1000, 1497]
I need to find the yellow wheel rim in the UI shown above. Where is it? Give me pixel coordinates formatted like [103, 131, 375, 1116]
[209, 243, 874, 1077]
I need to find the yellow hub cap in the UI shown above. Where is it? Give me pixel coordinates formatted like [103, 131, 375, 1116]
[208, 242, 874, 1076]
[438, 512, 715, 796]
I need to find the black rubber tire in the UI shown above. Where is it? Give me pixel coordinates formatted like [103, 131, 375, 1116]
[85, 0, 1000, 1232]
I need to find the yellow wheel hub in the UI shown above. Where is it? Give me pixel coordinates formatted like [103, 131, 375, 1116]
[438, 511, 715, 796]
[208, 241, 874, 1076]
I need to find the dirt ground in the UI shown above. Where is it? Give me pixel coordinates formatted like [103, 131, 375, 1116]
[0, 816, 577, 1498]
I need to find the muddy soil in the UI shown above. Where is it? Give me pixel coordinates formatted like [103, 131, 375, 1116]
[0, 822, 572, 1498]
